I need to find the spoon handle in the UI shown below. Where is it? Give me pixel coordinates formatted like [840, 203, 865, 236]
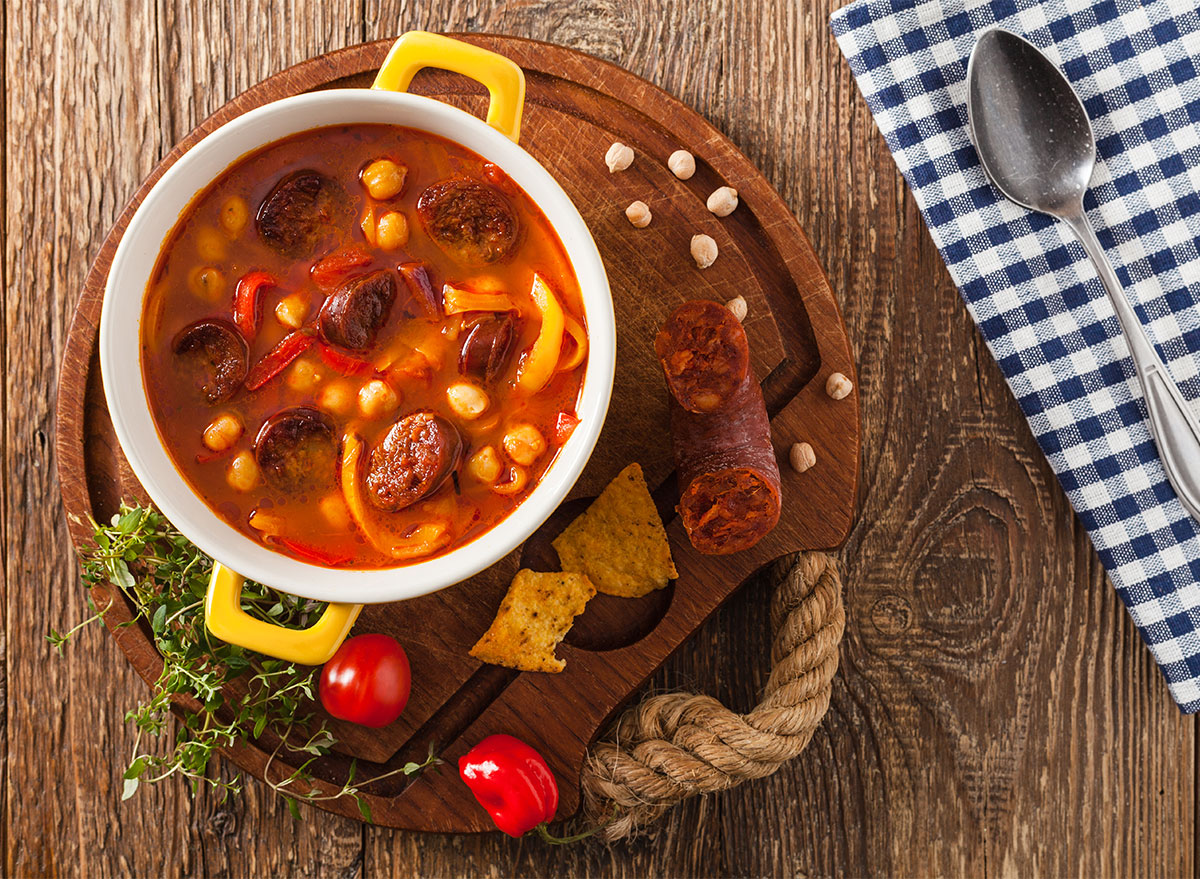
[1064, 211, 1200, 523]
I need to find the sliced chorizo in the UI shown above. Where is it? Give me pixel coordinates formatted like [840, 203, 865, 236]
[653, 300, 750, 414]
[254, 407, 337, 492]
[416, 178, 519, 267]
[366, 412, 463, 512]
[317, 270, 397, 350]
[256, 170, 349, 258]
[172, 319, 248, 404]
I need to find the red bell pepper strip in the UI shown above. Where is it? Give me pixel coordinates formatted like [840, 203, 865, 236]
[398, 262, 441, 318]
[318, 342, 376, 377]
[233, 271, 277, 339]
[274, 536, 352, 567]
[459, 735, 558, 838]
[554, 411, 580, 446]
[311, 246, 372, 289]
[245, 329, 315, 390]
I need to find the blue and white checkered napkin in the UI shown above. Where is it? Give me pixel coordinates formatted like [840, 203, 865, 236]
[831, 0, 1200, 710]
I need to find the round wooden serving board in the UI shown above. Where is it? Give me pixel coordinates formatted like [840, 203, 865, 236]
[55, 35, 859, 832]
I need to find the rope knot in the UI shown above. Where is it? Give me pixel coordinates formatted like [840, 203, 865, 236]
[580, 551, 844, 841]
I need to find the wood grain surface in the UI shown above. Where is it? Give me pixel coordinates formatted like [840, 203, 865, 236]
[6, 0, 1195, 876]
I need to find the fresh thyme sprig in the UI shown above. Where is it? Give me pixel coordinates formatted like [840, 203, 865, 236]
[54, 502, 441, 817]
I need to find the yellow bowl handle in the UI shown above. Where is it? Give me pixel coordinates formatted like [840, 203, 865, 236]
[372, 31, 526, 143]
[204, 563, 363, 665]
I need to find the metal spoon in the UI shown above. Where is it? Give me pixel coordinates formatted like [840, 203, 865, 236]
[967, 27, 1200, 524]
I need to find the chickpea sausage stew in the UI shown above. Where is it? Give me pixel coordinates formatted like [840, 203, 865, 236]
[141, 124, 588, 569]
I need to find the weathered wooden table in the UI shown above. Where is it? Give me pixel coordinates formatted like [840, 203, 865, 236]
[7, 1, 1192, 876]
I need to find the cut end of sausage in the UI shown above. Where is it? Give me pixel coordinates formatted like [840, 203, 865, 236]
[172, 319, 249, 404]
[678, 468, 780, 555]
[317, 270, 397, 350]
[254, 407, 337, 492]
[416, 178, 519, 267]
[654, 300, 751, 414]
[366, 412, 463, 512]
[256, 170, 350, 258]
[459, 314, 517, 383]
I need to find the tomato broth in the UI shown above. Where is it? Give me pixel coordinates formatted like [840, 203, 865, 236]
[141, 123, 587, 569]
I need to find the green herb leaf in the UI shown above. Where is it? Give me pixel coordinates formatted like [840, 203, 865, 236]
[356, 795, 373, 824]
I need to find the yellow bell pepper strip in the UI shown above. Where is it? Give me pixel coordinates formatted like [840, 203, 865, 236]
[340, 432, 451, 560]
[491, 465, 529, 496]
[442, 284, 517, 316]
[516, 273, 565, 393]
[556, 312, 587, 372]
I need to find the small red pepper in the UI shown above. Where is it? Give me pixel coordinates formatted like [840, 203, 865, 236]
[312, 246, 372, 289]
[318, 342, 376, 377]
[233, 270, 277, 339]
[245, 329, 315, 390]
[459, 734, 558, 838]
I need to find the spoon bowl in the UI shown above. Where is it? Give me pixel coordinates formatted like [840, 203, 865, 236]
[967, 28, 1095, 216]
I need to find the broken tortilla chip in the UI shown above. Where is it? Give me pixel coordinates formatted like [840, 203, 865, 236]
[469, 569, 596, 673]
[552, 462, 678, 598]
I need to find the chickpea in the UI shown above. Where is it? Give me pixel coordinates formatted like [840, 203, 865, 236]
[286, 358, 323, 393]
[196, 226, 227, 261]
[690, 233, 718, 269]
[789, 442, 816, 473]
[726, 295, 748, 322]
[466, 446, 503, 483]
[319, 380, 355, 415]
[219, 196, 249, 236]
[318, 494, 352, 531]
[361, 158, 407, 200]
[358, 379, 400, 419]
[825, 372, 853, 401]
[376, 211, 409, 250]
[605, 141, 634, 173]
[502, 423, 546, 466]
[446, 382, 490, 420]
[226, 451, 259, 492]
[706, 186, 739, 217]
[188, 266, 224, 302]
[668, 149, 696, 180]
[275, 292, 311, 329]
[625, 201, 652, 228]
[203, 413, 244, 452]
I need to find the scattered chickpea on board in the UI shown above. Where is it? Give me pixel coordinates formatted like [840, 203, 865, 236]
[605, 142, 634, 172]
[789, 442, 816, 473]
[691, 234, 718, 269]
[668, 149, 696, 179]
[707, 186, 739, 217]
[625, 200, 651, 227]
[826, 372, 853, 400]
[726, 295, 747, 322]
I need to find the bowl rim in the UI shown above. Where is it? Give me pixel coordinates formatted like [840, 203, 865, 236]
[100, 88, 615, 605]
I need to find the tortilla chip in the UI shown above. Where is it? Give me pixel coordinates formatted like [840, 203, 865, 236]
[469, 569, 596, 673]
[552, 462, 678, 598]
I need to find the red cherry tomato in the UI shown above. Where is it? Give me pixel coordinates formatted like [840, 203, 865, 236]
[319, 634, 411, 728]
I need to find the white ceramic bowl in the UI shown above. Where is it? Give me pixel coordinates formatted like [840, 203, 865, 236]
[100, 89, 614, 605]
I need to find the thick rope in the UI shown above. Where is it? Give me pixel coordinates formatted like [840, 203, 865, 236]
[579, 551, 844, 841]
